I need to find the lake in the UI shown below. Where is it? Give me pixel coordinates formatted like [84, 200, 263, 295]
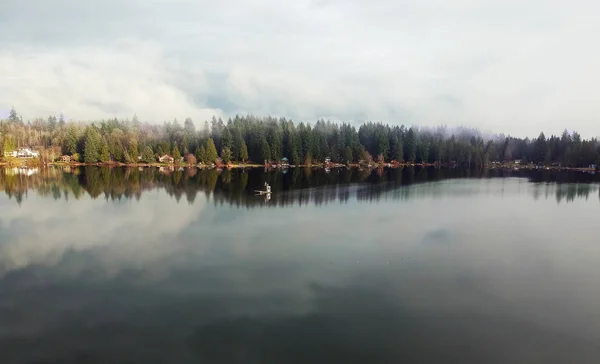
[1, 166, 600, 363]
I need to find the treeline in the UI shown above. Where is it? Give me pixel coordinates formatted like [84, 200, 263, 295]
[1, 107, 599, 167]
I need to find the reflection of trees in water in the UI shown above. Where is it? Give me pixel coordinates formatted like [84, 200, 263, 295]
[0, 166, 599, 207]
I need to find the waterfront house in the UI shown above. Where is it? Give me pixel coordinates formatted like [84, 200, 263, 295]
[4, 147, 39, 158]
[17, 148, 39, 158]
[61, 155, 71, 163]
[281, 157, 289, 166]
[159, 155, 174, 163]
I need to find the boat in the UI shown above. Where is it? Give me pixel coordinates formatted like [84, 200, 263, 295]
[254, 182, 272, 195]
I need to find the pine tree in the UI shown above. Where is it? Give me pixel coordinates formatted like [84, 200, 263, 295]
[64, 125, 79, 155]
[83, 126, 101, 163]
[405, 128, 417, 162]
[8, 107, 19, 123]
[343, 146, 353, 163]
[3, 135, 17, 153]
[260, 137, 271, 163]
[221, 147, 232, 163]
[205, 138, 218, 162]
[142, 146, 155, 163]
[240, 140, 249, 162]
[196, 145, 207, 163]
[172, 146, 181, 163]
[99, 137, 110, 162]
[125, 136, 139, 163]
[48, 115, 57, 131]
[221, 127, 232, 150]
[394, 138, 404, 162]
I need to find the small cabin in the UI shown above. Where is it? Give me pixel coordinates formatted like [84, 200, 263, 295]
[61, 155, 71, 163]
[281, 157, 289, 166]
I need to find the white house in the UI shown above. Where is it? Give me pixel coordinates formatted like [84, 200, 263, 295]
[4, 148, 39, 158]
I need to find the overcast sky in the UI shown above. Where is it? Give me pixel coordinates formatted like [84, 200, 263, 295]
[1, 0, 598, 137]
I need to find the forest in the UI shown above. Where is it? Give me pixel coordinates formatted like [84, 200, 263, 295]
[1, 107, 599, 167]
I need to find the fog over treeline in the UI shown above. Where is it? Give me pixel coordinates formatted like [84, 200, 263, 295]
[2, 107, 599, 167]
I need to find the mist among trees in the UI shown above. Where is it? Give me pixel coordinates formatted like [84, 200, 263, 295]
[1, 107, 599, 167]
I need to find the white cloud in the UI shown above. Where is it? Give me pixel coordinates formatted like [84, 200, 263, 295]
[1, 0, 599, 137]
[0, 188, 207, 277]
[0, 40, 222, 123]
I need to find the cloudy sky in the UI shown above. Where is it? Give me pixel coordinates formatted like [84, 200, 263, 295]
[1, 0, 598, 137]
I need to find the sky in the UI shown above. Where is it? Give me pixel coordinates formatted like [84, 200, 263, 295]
[0, 0, 598, 138]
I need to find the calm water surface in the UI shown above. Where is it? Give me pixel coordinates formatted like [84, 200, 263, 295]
[1, 166, 600, 363]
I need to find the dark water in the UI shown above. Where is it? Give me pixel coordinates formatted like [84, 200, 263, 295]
[1, 166, 600, 364]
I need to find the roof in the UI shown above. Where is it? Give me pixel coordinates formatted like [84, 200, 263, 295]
[281, 157, 289, 161]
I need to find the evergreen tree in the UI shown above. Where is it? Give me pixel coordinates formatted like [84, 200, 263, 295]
[232, 127, 244, 160]
[64, 125, 79, 155]
[534, 132, 548, 164]
[221, 127, 233, 150]
[142, 146, 155, 163]
[404, 128, 417, 162]
[99, 137, 110, 162]
[47, 115, 57, 131]
[8, 107, 19, 123]
[205, 138, 218, 162]
[260, 137, 271, 163]
[240, 140, 249, 162]
[126, 137, 138, 163]
[172, 146, 181, 163]
[343, 146, 353, 163]
[394, 137, 404, 162]
[3, 135, 17, 153]
[83, 126, 101, 163]
[377, 131, 389, 159]
[221, 147, 232, 163]
[196, 145, 207, 163]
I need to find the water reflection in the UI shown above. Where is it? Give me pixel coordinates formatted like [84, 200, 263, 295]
[1, 167, 600, 363]
[1, 166, 599, 207]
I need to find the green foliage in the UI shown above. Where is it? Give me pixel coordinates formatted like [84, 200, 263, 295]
[240, 140, 249, 162]
[196, 145, 207, 163]
[394, 138, 404, 162]
[64, 125, 79, 155]
[343, 146, 353, 163]
[3, 135, 17, 153]
[126, 137, 139, 163]
[404, 128, 417, 163]
[99, 138, 110, 163]
[221, 147, 232, 163]
[83, 126, 102, 163]
[205, 138, 218, 163]
[142, 146, 155, 163]
[172, 146, 181, 163]
[0, 111, 599, 168]
[260, 137, 271, 163]
[221, 127, 233, 150]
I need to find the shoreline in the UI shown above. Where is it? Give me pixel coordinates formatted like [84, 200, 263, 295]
[0, 160, 597, 173]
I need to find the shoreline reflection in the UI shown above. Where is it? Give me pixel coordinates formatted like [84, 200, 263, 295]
[1, 166, 599, 206]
